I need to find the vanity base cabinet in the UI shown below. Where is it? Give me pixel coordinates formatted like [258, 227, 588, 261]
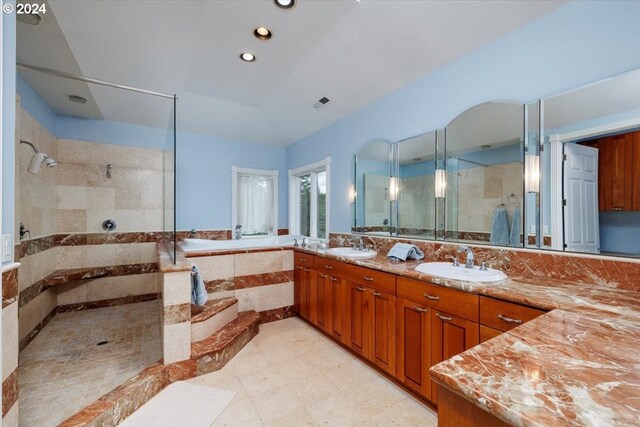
[396, 298, 432, 400]
[312, 272, 329, 330]
[325, 276, 348, 344]
[431, 310, 479, 404]
[347, 281, 371, 359]
[437, 385, 508, 427]
[294, 253, 314, 321]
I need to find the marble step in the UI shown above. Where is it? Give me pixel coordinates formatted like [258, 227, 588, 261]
[191, 310, 260, 364]
[191, 297, 239, 343]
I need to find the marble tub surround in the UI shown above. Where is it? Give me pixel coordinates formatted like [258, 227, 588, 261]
[161, 268, 192, 364]
[2, 263, 20, 427]
[329, 232, 640, 291]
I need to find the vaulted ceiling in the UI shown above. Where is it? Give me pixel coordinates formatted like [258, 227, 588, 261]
[17, 0, 566, 146]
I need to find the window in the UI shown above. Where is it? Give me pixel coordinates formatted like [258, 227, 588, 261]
[289, 157, 330, 239]
[232, 167, 278, 237]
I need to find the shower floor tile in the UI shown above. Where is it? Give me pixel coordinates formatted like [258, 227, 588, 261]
[18, 300, 161, 427]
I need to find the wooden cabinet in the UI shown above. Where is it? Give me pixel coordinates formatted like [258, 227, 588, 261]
[479, 325, 502, 343]
[326, 275, 348, 343]
[479, 296, 545, 333]
[294, 253, 314, 321]
[347, 281, 371, 358]
[396, 298, 432, 399]
[397, 277, 479, 322]
[431, 310, 479, 403]
[311, 271, 329, 329]
[580, 130, 640, 211]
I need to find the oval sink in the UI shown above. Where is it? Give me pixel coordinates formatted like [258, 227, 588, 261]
[325, 247, 378, 260]
[415, 262, 507, 283]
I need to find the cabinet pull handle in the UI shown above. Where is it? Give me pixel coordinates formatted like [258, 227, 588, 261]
[319, 274, 328, 278]
[372, 291, 381, 297]
[356, 286, 366, 292]
[424, 293, 440, 301]
[296, 266, 303, 270]
[324, 265, 333, 270]
[436, 313, 453, 321]
[412, 306, 428, 313]
[304, 268, 310, 272]
[300, 257, 307, 262]
[363, 276, 374, 282]
[330, 277, 338, 282]
[497, 314, 522, 324]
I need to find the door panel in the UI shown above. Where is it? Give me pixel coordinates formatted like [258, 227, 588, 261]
[314, 272, 328, 329]
[396, 298, 431, 399]
[348, 281, 370, 358]
[371, 290, 396, 375]
[328, 276, 348, 343]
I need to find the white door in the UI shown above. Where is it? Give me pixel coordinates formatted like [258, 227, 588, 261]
[563, 143, 599, 253]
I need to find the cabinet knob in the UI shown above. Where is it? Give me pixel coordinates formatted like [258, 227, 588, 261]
[355, 286, 366, 292]
[319, 274, 328, 278]
[324, 265, 333, 270]
[424, 293, 440, 301]
[412, 306, 428, 313]
[362, 276, 374, 282]
[497, 314, 522, 324]
[372, 291, 381, 297]
[330, 277, 338, 282]
[304, 268, 310, 272]
[296, 266, 303, 270]
[436, 313, 453, 322]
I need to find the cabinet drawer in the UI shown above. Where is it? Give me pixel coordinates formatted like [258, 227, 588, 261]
[397, 277, 478, 322]
[294, 252, 314, 268]
[480, 297, 545, 332]
[346, 264, 396, 295]
[479, 325, 502, 343]
[313, 257, 346, 277]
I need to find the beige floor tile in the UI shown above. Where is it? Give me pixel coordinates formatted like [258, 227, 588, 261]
[212, 391, 264, 427]
[263, 406, 316, 427]
[250, 383, 305, 424]
[238, 365, 288, 395]
[370, 397, 438, 426]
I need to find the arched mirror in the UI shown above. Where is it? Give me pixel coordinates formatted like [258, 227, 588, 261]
[444, 102, 525, 247]
[352, 139, 395, 235]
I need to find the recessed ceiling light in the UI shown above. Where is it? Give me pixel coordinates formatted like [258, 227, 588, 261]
[17, 12, 43, 25]
[274, 0, 295, 9]
[254, 27, 272, 40]
[68, 95, 87, 104]
[240, 53, 256, 62]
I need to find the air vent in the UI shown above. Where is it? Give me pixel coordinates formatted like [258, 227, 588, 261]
[313, 96, 331, 110]
[68, 95, 87, 104]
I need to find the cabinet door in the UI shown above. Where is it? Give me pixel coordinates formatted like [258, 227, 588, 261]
[633, 131, 640, 211]
[431, 310, 479, 403]
[313, 272, 329, 330]
[327, 276, 348, 343]
[603, 134, 635, 211]
[347, 281, 371, 358]
[299, 267, 312, 321]
[294, 265, 303, 315]
[396, 298, 431, 399]
[370, 289, 396, 375]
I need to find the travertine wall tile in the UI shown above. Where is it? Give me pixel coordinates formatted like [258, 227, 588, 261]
[236, 282, 294, 312]
[2, 302, 18, 382]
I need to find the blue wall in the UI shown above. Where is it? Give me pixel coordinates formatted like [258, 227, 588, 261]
[286, 0, 640, 232]
[16, 73, 56, 134]
[2, 0, 16, 265]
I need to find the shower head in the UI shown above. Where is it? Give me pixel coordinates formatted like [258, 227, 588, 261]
[20, 140, 57, 175]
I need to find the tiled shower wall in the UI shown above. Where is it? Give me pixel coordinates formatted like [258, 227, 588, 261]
[14, 104, 163, 351]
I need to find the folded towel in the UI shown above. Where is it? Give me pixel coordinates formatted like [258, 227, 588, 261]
[510, 207, 521, 247]
[490, 206, 510, 246]
[387, 243, 424, 261]
[191, 265, 208, 306]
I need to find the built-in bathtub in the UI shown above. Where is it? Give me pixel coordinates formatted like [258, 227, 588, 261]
[181, 235, 297, 253]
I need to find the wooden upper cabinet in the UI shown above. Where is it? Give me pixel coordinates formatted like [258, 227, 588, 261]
[582, 130, 640, 211]
[396, 298, 431, 399]
[431, 310, 479, 404]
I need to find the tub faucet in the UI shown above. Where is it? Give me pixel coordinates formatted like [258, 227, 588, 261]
[19, 223, 31, 240]
[189, 228, 197, 238]
[457, 245, 474, 269]
[235, 224, 242, 240]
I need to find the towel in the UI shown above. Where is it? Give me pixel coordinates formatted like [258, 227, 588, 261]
[490, 206, 510, 246]
[510, 207, 521, 247]
[387, 243, 424, 261]
[191, 265, 208, 306]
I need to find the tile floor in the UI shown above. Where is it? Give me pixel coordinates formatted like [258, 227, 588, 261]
[18, 301, 161, 427]
[187, 317, 438, 426]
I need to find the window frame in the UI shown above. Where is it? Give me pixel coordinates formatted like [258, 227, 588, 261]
[231, 166, 279, 238]
[288, 157, 331, 240]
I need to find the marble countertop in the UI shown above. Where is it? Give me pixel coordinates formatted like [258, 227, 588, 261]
[295, 247, 640, 426]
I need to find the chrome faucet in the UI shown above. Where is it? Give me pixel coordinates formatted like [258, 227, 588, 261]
[235, 224, 242, 240]
[19, 223, 31, 240]
[350, 236, 365, 251]
[457, 245, 474, 269]
[301, 238, 308, 248]
[189, 228, 197, 238]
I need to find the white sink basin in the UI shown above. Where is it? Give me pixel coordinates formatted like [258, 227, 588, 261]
[325, 247, 378, 260]
[415, 262, 507, 283]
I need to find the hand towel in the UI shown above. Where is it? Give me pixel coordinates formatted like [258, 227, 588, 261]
[387, 243, 425, 261]
[510, 207, 521, 247]
[191, 265, 208, 306]
[490, 206, 510, 246]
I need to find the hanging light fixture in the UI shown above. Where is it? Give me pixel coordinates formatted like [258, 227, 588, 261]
[525, 154, 540, 193]
[389, 176, 399, 202]
[435, 169, 446, 198]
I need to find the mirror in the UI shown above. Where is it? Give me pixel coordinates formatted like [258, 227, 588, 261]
[541, 68, 640, 257]
[396, 131, 438, 239]
[353, 139, 393, 234]
[444, 102, 525, 247]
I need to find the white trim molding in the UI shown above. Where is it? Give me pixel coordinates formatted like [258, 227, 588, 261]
[231, 166, 279, 237]
[552, 116, 640, 144]
[288, 157, 331, 239]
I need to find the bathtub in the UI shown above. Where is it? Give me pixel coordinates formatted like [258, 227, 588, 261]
[181, 235, 297, 253]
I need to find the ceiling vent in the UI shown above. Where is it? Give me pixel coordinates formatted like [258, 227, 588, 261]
[313, 96, 331, 110]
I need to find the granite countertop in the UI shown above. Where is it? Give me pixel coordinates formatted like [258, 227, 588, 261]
[295, 247, 640, 426]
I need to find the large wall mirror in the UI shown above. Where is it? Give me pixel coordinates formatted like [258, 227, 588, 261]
[540, 68, 640, 257]
[397, 131, 438, 239]
[444, 102, 525, 247]
[353, 139, 394, 235]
